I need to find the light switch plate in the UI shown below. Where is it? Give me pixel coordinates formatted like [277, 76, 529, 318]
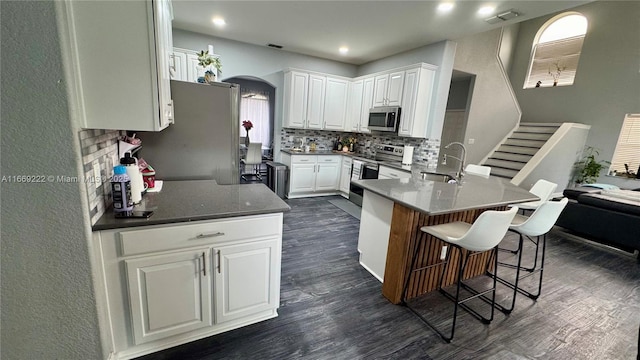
[93, 161, 102, 187]
[468, 138, 475, 144]
[440, 246, 448, 260]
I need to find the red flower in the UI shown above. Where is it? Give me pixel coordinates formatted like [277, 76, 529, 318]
[242, 120, 253, 131]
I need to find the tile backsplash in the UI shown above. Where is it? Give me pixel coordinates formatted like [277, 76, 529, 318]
[78, 129, 125, 225]
[280, 128, 440, 167]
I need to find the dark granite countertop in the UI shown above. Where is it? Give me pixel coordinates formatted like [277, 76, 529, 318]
[93, 180, 290, 231]
[352, 175, 538, 215]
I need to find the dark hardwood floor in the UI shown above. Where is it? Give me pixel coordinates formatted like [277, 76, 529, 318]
[139, 196, 640, 360]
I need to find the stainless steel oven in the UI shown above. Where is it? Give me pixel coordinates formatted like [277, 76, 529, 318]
[348, 158, 379, 206]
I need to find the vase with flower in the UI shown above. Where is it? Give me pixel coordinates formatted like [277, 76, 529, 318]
[242, 120, 253, 146]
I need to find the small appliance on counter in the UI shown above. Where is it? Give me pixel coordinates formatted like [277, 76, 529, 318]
[110, 165, 153, 219]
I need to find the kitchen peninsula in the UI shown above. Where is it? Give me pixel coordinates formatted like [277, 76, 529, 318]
[352, 174, 537, 304]
[91, 180, 290, 360]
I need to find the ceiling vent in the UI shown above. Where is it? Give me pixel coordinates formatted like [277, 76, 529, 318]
[485, 10, 520, 24]
[267, 43, 283, 49]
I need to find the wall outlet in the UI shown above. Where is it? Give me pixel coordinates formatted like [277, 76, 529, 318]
[93, 161, 102, 187]
[468, 138, 475, 144]
[440, 246, 448, 260]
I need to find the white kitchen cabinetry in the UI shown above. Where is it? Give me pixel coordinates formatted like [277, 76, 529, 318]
[171, 48, 210, 83]
[125, 248, 212, 345]
[323, 77, 349, 130]
[94, 213, 283, 359]
[306, 75, 326, 129]
[283, 71, 309, 128]
[398, 64, 437, 138]
[214, 239, 279, 324]
[63, 0, 174, 131]
[282, 154, 342, 198]
[347, 77, 373, 133]
[339, 156, 353, 198]
[378, 165, 411, 180]
[373, 71, 405, 107]
[283, 70, 348, 131]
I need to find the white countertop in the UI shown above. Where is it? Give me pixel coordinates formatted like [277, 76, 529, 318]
[352, 175, 538, 215]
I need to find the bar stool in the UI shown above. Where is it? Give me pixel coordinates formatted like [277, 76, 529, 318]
[490, 198, 569, 314]
[402, 206, 518, 342]
[464, 164, 492, 177]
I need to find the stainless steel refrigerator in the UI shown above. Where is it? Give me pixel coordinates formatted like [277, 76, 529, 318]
[138, 80, 240, 184]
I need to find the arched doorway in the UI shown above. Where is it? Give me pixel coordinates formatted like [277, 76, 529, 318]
[225, 76, 276, 159]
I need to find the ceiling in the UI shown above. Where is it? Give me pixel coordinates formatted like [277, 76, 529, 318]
[172, 1, 592, 65]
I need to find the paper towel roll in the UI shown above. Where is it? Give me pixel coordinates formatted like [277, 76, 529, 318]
[402, 146, 414, 165]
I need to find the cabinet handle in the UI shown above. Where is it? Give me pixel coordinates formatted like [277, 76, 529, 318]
[196, 232, 225, 239]
[202, 252, 206, 276]
[217, 250, 221, 273]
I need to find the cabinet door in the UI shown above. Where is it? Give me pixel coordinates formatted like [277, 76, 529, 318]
[214, 239, 280, 323]
[284, 71, 309, 128]
[125, 248, 212, 345]
[386, 71, 405, 106]
[398, 68, 419, 136]
[316, 162, 340, 191]
[347, 80, 364, 132]
[153, 0, 174, 129]
[339, 158, 353, 194]
[170, 51, 187, 81]
[324, 77, 349, 130]
[306, 75, 326, 129]
[360, 77, 375, 133]
[289, 163, 316, 193]
[373, 74, 389, 107]
[186, 53, 204, 82]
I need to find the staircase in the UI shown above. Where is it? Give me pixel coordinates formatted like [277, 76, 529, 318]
[483, 123, 561, 180]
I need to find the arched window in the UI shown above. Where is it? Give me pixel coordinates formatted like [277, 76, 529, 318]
[524, 12, 587, 88]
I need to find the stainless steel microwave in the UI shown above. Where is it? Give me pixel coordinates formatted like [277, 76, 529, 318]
[368, 106, 401, 132]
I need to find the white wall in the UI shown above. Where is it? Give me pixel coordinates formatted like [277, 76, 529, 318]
[453, 28, 522, 165]
[509, 1, 640, 169]
[1, 2, 102, 359]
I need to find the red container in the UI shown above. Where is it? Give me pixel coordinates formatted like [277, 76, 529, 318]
[142, 167, 156, 190]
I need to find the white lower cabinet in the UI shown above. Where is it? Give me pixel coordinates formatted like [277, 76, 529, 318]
[94, 213, 283, 359]
[283, 155, 341, 198]
[214, 239, 279, 324]
[339, 156, 353, 198]
[126, 248, 212, 345]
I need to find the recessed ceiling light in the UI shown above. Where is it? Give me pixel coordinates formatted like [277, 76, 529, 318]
[339, 46, 349, 54]
[478, 6, 495, 15]
[212, 17, 226, 27]
[437, 3, 455, 13]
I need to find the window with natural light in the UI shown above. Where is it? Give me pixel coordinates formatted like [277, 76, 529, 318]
[524, 13, 587, 89]
[240, 90, 271, 149]
[610, 114, 640, 177]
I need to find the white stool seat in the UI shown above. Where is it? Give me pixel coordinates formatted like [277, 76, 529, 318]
[404, 206, 518, 342]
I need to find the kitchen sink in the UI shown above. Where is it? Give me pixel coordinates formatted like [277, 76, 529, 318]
[419, 172, 457, 183]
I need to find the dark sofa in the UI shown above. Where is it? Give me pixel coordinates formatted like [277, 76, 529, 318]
[556, 187, 640, 256]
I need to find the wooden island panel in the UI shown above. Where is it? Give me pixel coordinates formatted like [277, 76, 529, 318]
[382, 203, 506, 304]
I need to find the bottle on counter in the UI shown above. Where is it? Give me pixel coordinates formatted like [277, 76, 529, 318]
[111, 165, 133, 213]
[120, 152, 144, 204]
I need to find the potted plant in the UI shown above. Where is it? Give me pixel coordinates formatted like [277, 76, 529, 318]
[574, 146, 611, 184]
[197, 50, 222, 83]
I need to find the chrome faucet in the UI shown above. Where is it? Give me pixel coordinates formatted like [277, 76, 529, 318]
[443, 142, 467, 181]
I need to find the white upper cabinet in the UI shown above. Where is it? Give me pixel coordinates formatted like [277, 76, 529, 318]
[306, 75, 326, 129]
[64, 0, 174, 131]
[398, 65, 437, 138]
[360, 77, 375, 133]
[347, 79, 364, 132]
[171, 48, 207, 83]
[170, 51, 187, 81]
[373, 71, 404, 107]
[283, 71, 309, 128]
[324, 77, 349, 130]
[283, 70, 348, 131]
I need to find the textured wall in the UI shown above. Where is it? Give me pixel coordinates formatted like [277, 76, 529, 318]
[0, 2, 103, 359]
[508, 1, 640, 167]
